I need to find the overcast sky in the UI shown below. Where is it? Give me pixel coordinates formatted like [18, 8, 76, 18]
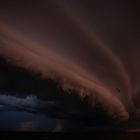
[0, 0, 140, 120]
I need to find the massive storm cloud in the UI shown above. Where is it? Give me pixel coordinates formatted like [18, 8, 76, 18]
[0, 0, 139, 120]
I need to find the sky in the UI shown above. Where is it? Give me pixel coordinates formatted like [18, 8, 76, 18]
[0, 0, 140, 120]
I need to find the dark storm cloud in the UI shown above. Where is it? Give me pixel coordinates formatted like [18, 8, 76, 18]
[0, 0, 139, 120]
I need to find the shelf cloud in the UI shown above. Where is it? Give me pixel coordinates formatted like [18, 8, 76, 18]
[0, 0, 140, 120]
